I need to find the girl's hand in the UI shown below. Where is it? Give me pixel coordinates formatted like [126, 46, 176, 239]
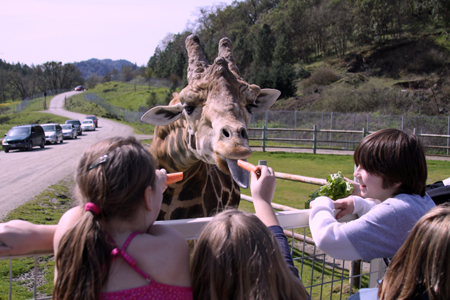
[334, 196, 355, 219]
[155, 169, 168, 192]
[250, 166, 279, 227]
[250, 166, 276, 205]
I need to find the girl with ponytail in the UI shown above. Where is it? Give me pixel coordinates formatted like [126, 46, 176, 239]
[52, 136, 192, 300]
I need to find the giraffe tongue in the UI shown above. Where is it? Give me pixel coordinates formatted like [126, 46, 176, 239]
[227, 158, 250, 189]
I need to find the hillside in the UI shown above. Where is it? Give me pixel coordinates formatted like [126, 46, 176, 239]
[272, 34, 450, 116]
[73, 58, 136, 79]
[146, 0, 450, 116]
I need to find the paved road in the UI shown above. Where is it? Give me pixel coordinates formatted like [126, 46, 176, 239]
[0, 91, 149, 220]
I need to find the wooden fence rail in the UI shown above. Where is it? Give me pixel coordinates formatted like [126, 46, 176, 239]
[249, 126, 450, 155]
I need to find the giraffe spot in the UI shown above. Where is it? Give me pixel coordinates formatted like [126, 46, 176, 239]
[170, 204, 203, 220]
[178, 183, 203, 201]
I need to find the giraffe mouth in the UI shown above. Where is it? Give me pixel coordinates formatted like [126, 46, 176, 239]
[226, 158, 250, 189]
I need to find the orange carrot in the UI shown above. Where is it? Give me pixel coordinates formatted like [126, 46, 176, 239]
[237, 160, 261, 176]
[237, 160, 258, 172]
[166, 172, 184, 185]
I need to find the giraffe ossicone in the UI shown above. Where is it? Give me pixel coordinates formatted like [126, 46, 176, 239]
[142, 35, 280, 220]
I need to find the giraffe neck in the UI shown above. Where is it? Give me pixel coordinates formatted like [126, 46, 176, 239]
[150, 120, 198, 173]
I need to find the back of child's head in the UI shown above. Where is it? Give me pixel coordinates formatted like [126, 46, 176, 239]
[354, 128, 427, 196]
[53, 136, 157, 300]
[191, 209, 308, 300]
[379, 203, 450, 300]
[76, 135, 156, 219]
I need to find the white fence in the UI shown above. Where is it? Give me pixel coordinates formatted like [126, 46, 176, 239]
[1, 206, 386, 300]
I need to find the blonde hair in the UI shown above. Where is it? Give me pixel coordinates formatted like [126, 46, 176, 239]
[378, 203, 450, 300]
[191, 209, 308, 300]
[53, 136, 157, 300]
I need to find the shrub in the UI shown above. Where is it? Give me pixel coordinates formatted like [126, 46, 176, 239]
[301, 67, 340, 88]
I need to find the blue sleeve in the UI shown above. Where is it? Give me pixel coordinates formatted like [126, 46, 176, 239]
[268, 225, 299, 279]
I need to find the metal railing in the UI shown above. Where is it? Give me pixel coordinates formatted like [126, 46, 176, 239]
[1, 207, 385, 300]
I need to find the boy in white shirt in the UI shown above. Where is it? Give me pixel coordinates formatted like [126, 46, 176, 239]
[309, 128, 436, 261]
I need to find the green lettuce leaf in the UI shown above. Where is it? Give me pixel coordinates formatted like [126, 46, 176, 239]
[305, 171, 353, 208]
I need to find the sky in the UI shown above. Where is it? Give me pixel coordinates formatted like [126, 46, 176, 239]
[0, 0, 238, 67]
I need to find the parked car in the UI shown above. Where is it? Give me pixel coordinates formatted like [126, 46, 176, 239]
[60, 124, 78, 139]
[85, 115, 98, 127]
[65, 119, 82, 135]
[2, 124, 46, 153]
[74, 85, 85, 91]
[41, 123, 63, 144]
[81, 119, 96, 131]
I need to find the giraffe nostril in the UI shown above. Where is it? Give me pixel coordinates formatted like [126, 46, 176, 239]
[222, 129, 230, 138]
[240, 129, 247, 139]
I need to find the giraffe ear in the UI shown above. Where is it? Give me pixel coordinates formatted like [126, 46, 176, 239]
[251, 89, 281, 113]
[141, 103, 183, 126]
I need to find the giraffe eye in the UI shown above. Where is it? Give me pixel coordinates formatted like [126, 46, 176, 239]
[246, 103, 257, 114]
[184, 105, 195, 115]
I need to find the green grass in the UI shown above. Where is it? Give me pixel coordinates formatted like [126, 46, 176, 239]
[83, 81, 180, 111]
[65, 93, 156, 135]
[65, 93, 108, 117]
[0, 177, 77, 300]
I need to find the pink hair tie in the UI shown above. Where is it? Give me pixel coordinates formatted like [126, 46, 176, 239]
[85, 203, 100, 215]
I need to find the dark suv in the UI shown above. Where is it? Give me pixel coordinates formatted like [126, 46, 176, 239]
[65, 119, 82, 135]
[2, 124, 46, 153]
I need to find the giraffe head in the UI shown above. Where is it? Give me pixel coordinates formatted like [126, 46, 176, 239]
[142, 35, 280, 188]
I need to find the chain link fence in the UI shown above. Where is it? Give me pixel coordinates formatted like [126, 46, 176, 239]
[248, 111, 450, 155]
[16, 89, 71, 113]
[84, 93, 145, 123]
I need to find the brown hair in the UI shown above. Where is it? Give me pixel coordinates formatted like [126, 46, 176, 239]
[190, 210, 308, 300]
[53, 136, 156, 300]
[378, 204, 450, 300]
[354, 128, 427, 196]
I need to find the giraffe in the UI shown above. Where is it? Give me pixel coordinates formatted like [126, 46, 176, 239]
[142, 35, 280, 220]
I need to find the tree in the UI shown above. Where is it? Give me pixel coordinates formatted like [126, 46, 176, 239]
[121, 65, 135, 82]
[61, 64, 84, 89]
[86, 74, 99, 89]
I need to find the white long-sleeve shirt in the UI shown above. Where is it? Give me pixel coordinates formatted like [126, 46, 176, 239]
[309, 194, 435, 261]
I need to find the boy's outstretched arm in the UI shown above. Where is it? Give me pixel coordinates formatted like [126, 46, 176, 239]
[0, 221, 56, 256]
[309, 197, 362, 261]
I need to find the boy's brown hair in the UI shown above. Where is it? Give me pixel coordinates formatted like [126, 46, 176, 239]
[354, 128, 427, 196]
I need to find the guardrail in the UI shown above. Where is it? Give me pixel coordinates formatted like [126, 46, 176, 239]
[1, 208, 385, 300]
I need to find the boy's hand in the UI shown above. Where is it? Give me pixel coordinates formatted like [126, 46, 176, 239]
[344, 177, 361, 196]
[334, 196, 355, 219]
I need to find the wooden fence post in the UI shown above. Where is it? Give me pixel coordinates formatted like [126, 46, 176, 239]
[263, 125, 267, 152]
[313, 125, 317, 154]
